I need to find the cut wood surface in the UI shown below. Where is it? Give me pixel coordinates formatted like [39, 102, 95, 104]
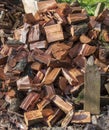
[0, 0, 109, 129]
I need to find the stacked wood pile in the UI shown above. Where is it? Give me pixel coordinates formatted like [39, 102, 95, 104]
[0, 0, 109, 129]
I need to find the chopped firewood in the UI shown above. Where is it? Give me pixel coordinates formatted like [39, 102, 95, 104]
[24, 110, 43, 126]
[62, 68, 78, 86]
[43, 68, 61, 85]
[17, 75, 31, 90]
[30, 40, 47, 50]
[71, 23, 88, 37]
[28, 24, 40, 43]
[88, 30, 99, 40]
[45, 84, 55, 99]
[61, 109, 74, 127]
[73, 55, 86, 69]
[37, 0, 57, 12]
[67, 13, 88, 24]
[71, 6, 82, 13]
[52, 95, 73, 114]
[44, 24, 64, 43]
[20, 92, 40, 111]
[51, 42, 70, 60]
[33, 70, 44, 84]
[14, 27, 23, 40]
[69, 43, 82, 58]
[42, 108, 54, 118]
[46, 109, 64, 127]
[71, 111, 91, 123]
[79, 44, 97, 56]
[80, 34, 91, 44]
[95, 58, 108, 72]
[37, 98, 51, 110]
[68, 68, 84, 86]
[99, 29, 109, 43]
[59, 76, 70, 94]
[24, 13, 37, 24]
[31, 62, 42, 71]
[31, 48, 52, 64]
[98, 47, 109, 64]
[20, 23, 31, 44]
[56, 3, 71, 16]
[84, 56, 100, 114]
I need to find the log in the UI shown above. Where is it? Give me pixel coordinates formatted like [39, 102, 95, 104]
[80, 34, 91, 44]
[44, 24, 64, 43]
[67, 13, 88, 24]
[31, 61, 42, 71]
[37, 0, 57, 12]
[52, 95, 73, 114]
[50, 42, 70, 60]
[43, 68, 61, 85]
[46, 109, 64, 127]
[17, 75, 31, 90]
[28, 24, 40, 43]
[30, 40, 48, 50]
[20, 92, 40, 111]
[61, 109, 74, 127]
[24, 110, 43, 126]
[71, 111, 91, 123]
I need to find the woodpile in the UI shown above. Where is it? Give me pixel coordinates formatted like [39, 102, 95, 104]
[0, 0, 109, 129]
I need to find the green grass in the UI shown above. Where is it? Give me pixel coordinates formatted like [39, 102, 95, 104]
[57, 0, 109, 15]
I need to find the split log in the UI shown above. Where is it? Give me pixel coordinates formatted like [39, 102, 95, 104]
[44, 24, 64, 43]
[30, 40, 47, 50]
[46, 109, 64, 127]
[80, 34, 91, 44]
[67, 13, 88, 24]
[50, 42, 70, 60]
[28, 24, 40, 43]
[37, 0, 57, 12]
[61, 109, 74, 127]
[31, 61, 42, 71]
[52, 95, 73, 114]
[43, 68, 61, 85]
[24, 110, 43, 126]
[71, 111, 91, 123]
[79, 44, 97, 56]
[17, 75, 31, 90]
[20, 92, 40, 111]
[71, 23, 88, 37]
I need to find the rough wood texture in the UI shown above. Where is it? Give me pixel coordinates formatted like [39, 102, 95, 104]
[51, 42, 70, 60]
[61, 109, 74, 127]
[37, 0, 57, 12]
[43, 68, 61, 84]
[71, 111, 91, 123]
[52, 95, 73, 114]
[20, 92, 40, 111]
[24, 110, 43, 126]
[28, 24, 40, 43]
[44, 24, 64, 43]
[30, 40, 47, 50]
[84, 57, 100, 114]
[67, 13, 88, 24]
